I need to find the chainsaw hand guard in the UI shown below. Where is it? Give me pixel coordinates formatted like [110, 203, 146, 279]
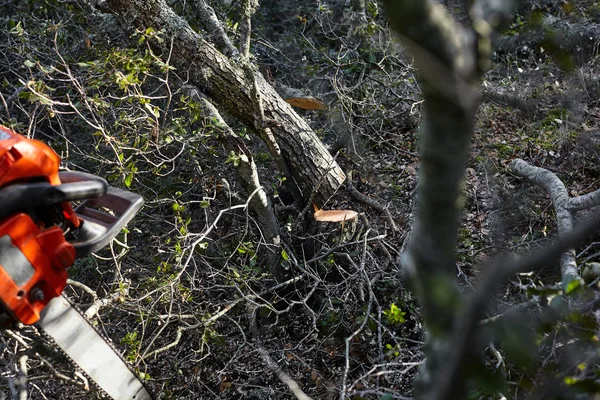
[59, 171, 144, 257]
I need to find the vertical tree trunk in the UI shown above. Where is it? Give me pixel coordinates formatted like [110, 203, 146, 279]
[382, 0, 514, 398]
[96, 0, 346, 205]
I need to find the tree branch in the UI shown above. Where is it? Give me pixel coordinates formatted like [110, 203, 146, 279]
[510, 158, 581, 286]
[191, 0, 239, 57]
[256, 347, 314, 400]
[184, 84, 282, 278]
[238, 0, 258, 58]
[569, 188, 600, 212]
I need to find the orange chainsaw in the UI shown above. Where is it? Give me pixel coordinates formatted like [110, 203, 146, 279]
[0, 126, 152, 400]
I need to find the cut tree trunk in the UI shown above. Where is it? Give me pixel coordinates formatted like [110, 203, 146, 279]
[95, 0, 345, 205]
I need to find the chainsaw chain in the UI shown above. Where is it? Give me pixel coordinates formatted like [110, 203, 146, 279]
[33, 295, 154, 399]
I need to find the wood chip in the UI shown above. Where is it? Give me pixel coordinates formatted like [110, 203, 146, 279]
[313, 205, 358, 222]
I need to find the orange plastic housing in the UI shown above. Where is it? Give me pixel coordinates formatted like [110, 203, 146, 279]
[0, 214, 74, 324]
[0, 126, 79, 228]
[0, 126, 78, 324]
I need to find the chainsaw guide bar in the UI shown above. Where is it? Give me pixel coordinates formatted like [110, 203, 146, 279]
[38, 294, 153, 400]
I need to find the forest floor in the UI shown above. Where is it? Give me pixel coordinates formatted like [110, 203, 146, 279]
[1, 1, 600, 399]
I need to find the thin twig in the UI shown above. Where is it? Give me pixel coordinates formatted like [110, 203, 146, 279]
[256, 347, 314, 400]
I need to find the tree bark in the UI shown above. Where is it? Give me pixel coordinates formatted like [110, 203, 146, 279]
[191, 0, 238, 58]
[95, 0, 345, 205]
[382, 0, 514, 398]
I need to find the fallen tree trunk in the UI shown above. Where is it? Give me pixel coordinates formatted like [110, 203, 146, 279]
[94, 0, 345, 205]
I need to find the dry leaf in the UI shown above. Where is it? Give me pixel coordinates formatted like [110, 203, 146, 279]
[311, 370, 319, 381]
[220, 377, 233, 392]
[285, 97, 327, 110]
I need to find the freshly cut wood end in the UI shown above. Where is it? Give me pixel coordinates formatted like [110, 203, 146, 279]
[314, 209, 358, 222]
[285, 97, 327, 110]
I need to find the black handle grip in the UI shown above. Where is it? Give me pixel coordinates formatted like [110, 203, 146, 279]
[0, 172, 107, 221]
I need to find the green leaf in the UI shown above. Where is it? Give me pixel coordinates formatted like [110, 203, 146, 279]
[564, 278, 582, 295]
[563, 376, 600, 392]
[281, 250, 289, 261]
[144, 102, 160, 117]
[124, 173, 133, 188]
[139, 372, 151, 381]
[225, 151, 240, 166]
[199, 200, 210, 209]
[23, 59, 35, 68]
[384, 302, 406, 325]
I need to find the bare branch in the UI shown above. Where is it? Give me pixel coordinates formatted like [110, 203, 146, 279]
[510, 158, 581, 285]
[569, 188, 600, 212]
[238, 0, 258, 58]
[192, 0, 239, 57]
[347, 171, 398, 232]
[256, 347, 314, 400]
[18, 355, 28, 400]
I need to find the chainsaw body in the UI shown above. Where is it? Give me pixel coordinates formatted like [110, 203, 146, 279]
[0, 126, 143, 326]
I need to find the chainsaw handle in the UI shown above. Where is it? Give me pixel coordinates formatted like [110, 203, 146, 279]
[0, 179, 106, 221]
[70, 186, 144, 258]
[58, 170, 106, 185]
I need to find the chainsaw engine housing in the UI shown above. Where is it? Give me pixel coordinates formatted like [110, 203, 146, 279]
[0, 127, 78, 325]
[0, 213, 73, 325]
